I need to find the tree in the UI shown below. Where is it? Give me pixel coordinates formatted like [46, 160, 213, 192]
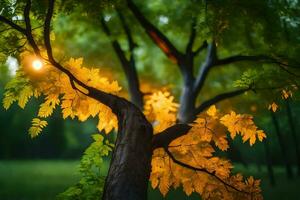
[1, 0, 299, 200]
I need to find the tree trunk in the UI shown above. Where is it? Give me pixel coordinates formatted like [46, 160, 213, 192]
[102, 104, 153, 200]
[286, 100, 300, 176]
[125, 63, 144, 110]
[178, 83, 196, 123]
[263, 140, 276, 186]
[177, 60, 196, 124]
[270, 111, 293, 179]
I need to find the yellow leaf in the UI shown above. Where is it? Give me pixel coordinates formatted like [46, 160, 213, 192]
[28, 118, 48, 138]
[18, 85, 33, 109]
[3, 91, 17, 110]
[182, 181, 194, 196]
[268, 102, 278, 112]
[38, 95, 60, 118]
[150, 173, 159, 189]
[281, 89, 292, 99]
[213, 133, 229, 151]
[159, 173, 170, 196]
[257, 130, 266, 141]
[144, 90, 178, 133]
[220, 111, 240, 139]
[206, 105, 217, 118]
[221, 111, 266, 145]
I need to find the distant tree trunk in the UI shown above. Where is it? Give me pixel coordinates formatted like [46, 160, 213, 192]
[286, 100, 300, 176]
[47, 110, 65, 157]
[227, 139, 248, 168]
[102, 104, 153, 200]
[270, 111, 293, 179]
[263, 140, 276, 186]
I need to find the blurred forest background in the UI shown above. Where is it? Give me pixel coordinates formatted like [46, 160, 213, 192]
[1, 0, 300, 199]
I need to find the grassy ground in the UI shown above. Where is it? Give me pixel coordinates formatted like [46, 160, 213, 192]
[0, 160, 299, 200]
[0, 160, 79, 200]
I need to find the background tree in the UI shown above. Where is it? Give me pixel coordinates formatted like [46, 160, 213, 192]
[0, 0, 300, 200]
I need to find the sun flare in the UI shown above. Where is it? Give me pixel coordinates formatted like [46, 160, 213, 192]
[32, 59, 43, 71]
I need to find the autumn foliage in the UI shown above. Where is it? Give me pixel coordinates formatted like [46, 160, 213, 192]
[145, 91, 264, 199]
[3, 55, 266, 199]
[4, 56, 120, 137]
[3, 0, 299, 199]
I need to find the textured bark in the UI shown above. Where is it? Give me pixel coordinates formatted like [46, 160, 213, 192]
[102, 103, 153, 200]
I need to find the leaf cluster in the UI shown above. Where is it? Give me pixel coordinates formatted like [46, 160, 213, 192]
[57, 134, 113, 200]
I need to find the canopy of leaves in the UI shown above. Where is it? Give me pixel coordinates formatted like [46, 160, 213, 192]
[1, 0, 300, 199]
[3, 55, 121, 137]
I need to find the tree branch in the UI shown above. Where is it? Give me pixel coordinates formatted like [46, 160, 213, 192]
[193, 40, 208, 56]
[194, 87, 251, 116]
[185, 18, 197, 54]
[193, 54, 299, 96]
[214, 55, 274, 66]
[41, 0, 126, 115]
[193, 41, 217, 94]
[0, 1, 40, 56]
[0, 16, 26, 34]
[100, 13, 143, 109]
[152, 124, 191, 149]
[100, 15, 129, 78]
[164, 147, 249, 195]
[126, 0, 184, 65]
[24, 0, 40, 56]
[44, 0, 54, 60]
[117, 10, 136, 61]
[193, 51, 287, 99]
[43, 0, 97, 91]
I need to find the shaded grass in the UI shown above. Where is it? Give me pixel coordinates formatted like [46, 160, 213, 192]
[0, 160, 80, 200]
[0, 160, 299, 200]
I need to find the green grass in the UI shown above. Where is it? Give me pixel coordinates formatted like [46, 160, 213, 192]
[0, 160, 299, 200]
[0, 160, 80, 200]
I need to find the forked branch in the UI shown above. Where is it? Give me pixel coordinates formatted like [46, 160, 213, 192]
[24, 0, 40, 56]
[185, 18, 197, 54]
[100, 11, 143, 109]
[126, 0, 184, 65]
[42, 0, 126, 114]
[193, 40, 208, 56]
[0, 0, 127, 115]
[0, 16, 26, 34]
[152, 124, 191, 149]
[215, 55, 276, 66]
